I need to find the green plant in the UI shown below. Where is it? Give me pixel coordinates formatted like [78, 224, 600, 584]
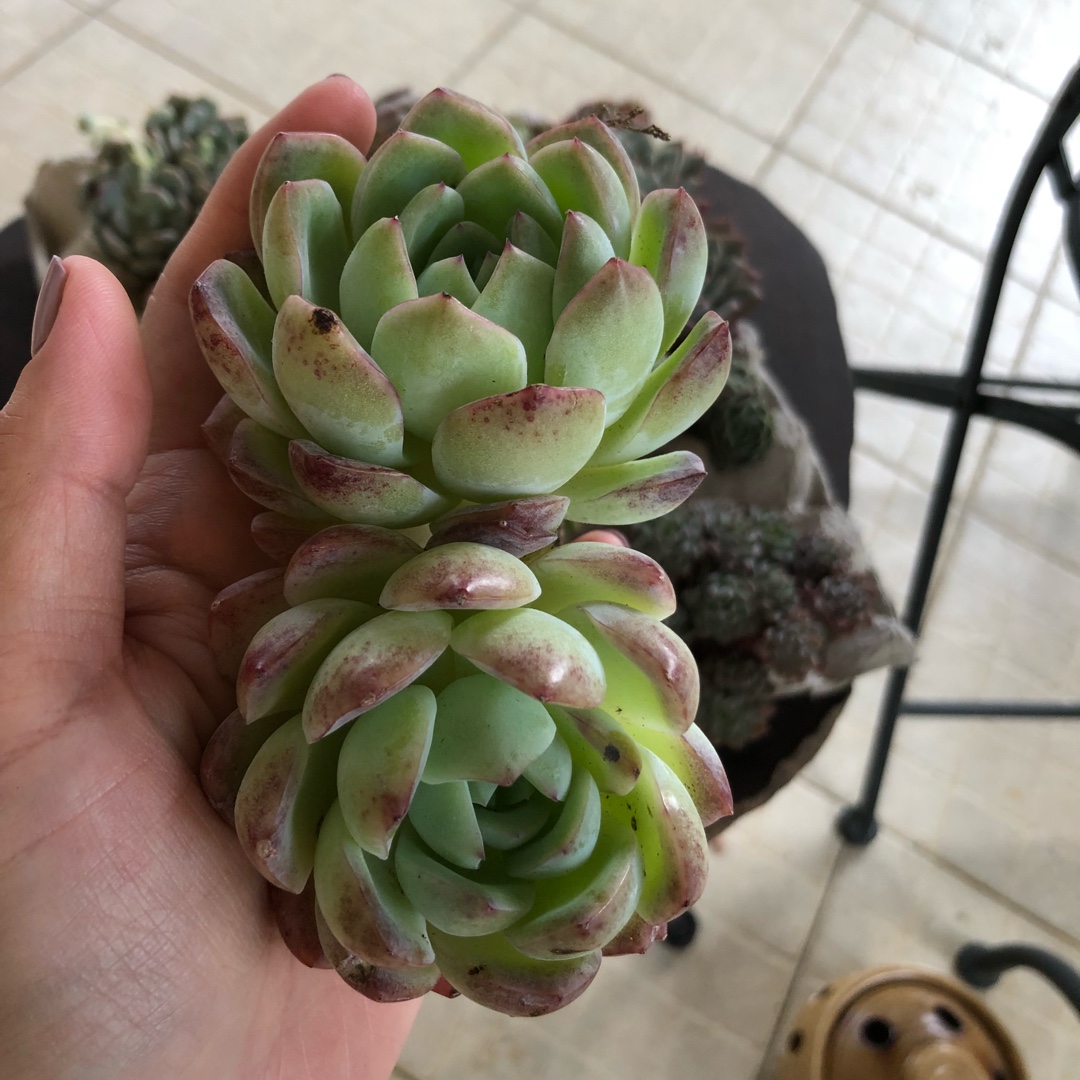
[193, 88, 735, 1015]
[80, 96, 248, 294]
[627, 501, 886, 749]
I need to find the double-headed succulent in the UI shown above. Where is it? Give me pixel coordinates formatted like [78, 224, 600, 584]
[80, 96, 248, 295]
[193, 88, 736, 1016]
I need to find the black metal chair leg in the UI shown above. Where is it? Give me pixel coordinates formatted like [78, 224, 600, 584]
[955, 942, 1080, 1015]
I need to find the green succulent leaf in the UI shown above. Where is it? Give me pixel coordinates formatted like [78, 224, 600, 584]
[423, 672, 557, 785]
[399, 182, 465, 267]
[426, 220, 503, 274]
[456, 154, 563, 245]
[556, 449, 705, 525]
[544, 258, 664, 424]
[530, 138, 632, 258]
[262, 179, 350, 310]
[431, 385, 606, 501]
[548, 705, 643, 797]
[521, 731, 573, 801]
[629, 187, 709, 354]
[351, 130, 466, 238]
[415, 255, 480, 305]
[526, 116, 641, 217]
[303, 609, 453, 741]
[601, 749, 708, 925]
[617, 721, 732, 828]
[507, 210, 559, 266]
[503, 811, 642, 960]
[201, 708, 292, 827]
[551, 210, 616, 322]
[399, 88, 527, 171]
[428, 927, 601, 1016]
[234, 715, 345, 892]
[474, 795, 553, 851]
[589, 311, 731, 466]
[315, 905, 440, 1002]
[408, 780, 485, 870]
[379, 541, 541, 611]
[339, 216, 418, 352]
[370, 293, 527, 441]
[561, 601, 699, 734]
[395, 826, 534, 937]
[237, 598, 378, 722]
[450, 609, 606, 708]
[272, 295, 405, 465]
[191, 260, 306, 438]
[250, 131, 366, 259]
[528, 542, 676, 619]
[314, 801, 435, 968]
[208, 568, 288, 682]
[336, 683, 436, 858]
[283, 524, 422, 606]
[288, 439, 456, 528]
[505, 767, 601, 880]
[471, 243, 555, 383]
[227, 419, 330, 520]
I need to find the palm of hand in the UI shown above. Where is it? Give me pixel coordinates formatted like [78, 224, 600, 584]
[0, 80, 417, 1080]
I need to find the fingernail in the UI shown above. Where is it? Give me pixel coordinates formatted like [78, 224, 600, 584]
[31, 256, 68, 357]
[324, 73, 354, 82]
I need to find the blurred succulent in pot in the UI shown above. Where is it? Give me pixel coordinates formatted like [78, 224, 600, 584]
[80, 95, 248, 296]
[690, 330, 774, 471]
[626, 500, 904, 750]
[193, 88, 737, 1015]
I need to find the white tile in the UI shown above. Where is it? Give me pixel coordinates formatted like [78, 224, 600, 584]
[0, 18, 263, 228]
[457, 15, 771, 182]
[790, 11, 1054, 278]
[869, 0, 1080, 102]
[531, 0, 860, 141]
[107, 0, 519, 110]
[0, 0, 83, 78]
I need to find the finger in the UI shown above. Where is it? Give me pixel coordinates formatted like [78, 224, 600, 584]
[141, 75, 377, 453]
[0, 256, 150, 676]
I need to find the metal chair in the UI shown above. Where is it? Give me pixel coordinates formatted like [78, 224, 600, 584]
[838, 59, 1080, 846]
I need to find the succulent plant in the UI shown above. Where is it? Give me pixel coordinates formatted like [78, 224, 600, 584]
[193, 88, 736, 1016]
[692, 331, 775, 471]
[626, 500, 893, 750]
[80, 95, 248, 295]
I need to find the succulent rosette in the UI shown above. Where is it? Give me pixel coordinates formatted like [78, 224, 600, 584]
[192, 87, 734, 1016]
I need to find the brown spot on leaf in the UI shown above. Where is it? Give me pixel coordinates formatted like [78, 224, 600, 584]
[312, 307, 338, 334]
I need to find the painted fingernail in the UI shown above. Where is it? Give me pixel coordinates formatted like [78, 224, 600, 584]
[31, 256, 68, 357]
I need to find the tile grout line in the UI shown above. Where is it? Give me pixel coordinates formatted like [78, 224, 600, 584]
[95, 11, 278, 117]
[0, 10, 95, 90]
[493, 3, 1053, 292]
[752, 841, 847, 1080]
[799, 773, 1080, 954]
[443, 6, 526, 87]
[521, 6, 779, 149]
[858, 0, 1059, 105]
[752, 3, 870, 187]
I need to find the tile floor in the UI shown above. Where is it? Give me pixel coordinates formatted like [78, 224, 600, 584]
[3, 1, 1079, 1076]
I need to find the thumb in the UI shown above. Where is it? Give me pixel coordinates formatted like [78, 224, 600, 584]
[0, 256, 151, 679]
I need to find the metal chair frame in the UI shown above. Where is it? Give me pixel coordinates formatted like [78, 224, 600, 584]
[838, 60, 1080, 846]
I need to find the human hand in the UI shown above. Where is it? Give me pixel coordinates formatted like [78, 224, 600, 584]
[0, 76, 418, 1080]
